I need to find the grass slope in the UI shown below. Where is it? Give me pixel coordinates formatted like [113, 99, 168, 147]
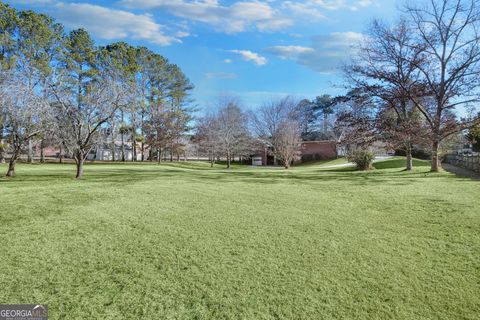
[0, 159, 479, 319]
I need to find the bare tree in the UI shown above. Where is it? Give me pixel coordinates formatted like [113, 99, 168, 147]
[250, 96, 297, 165]
[214, 99, 251, 169]
[404, 0, 480, 171]
[51, 78, 127, 178]
[346, 18, 428, 170]
[275, 120, 302, 169]
[334, 92, 379, 159]
[144, 104, 173, 162]
[0, 72, 51, 176]
[194, 114, 221, 167]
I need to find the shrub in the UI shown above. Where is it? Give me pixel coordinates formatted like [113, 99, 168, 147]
[348, 150, 375, 170]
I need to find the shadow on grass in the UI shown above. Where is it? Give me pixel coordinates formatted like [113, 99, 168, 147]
[0, 158, 474, 188]
[373, 158, 430, 170]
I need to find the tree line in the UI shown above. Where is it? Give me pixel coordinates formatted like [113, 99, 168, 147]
[192, 93, 355, 170]
[2, 0, 480, 177]
[194, 0, 480, 173]
[0, 1, 193, 178]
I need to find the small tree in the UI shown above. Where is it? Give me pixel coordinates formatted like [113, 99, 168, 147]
[214, 99, 251, 169]
[251, 97, 298, 165]
[348, 150, 375, 171]
[335, 92, 379, 170]
[275, 120, 302, 169]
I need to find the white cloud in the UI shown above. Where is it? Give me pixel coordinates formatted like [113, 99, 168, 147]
[265, 32, 364, 73]
[120, 0, 293, 33]
[223, 59, 232, 63]
[310, 0, 374, 10]
[9, 0, 54, 4]
[265, 45, 314, 59]
[281, 2, 325, 20]
[205, 72, 238, 79]
[228, 50, 267, 66]
[53, 2, 179, 46]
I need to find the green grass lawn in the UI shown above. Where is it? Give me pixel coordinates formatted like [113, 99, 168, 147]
[0, 159, 479, 319]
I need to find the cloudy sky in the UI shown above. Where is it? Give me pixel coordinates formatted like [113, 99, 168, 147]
[8, 0, 399, 108]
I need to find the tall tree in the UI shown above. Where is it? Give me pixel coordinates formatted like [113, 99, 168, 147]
[313, 95, 334, 133]
[133, 46, 154, 161]
[334, 91, 379, 159]
[404, 0, 480, 171]
[98, 42, 137, 162]
[0, 2, 17, 164]
[0, 5, 61, 174]
[15, 10, 63, 163]
[346, 19, 428, 170]
[293, 99, 316, 136]
[50, 29, 126, 178]
[195, 114, 221, 167]
[0, 72, 51, 176]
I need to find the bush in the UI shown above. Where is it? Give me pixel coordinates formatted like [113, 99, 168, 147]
[348, 150, 375, 170]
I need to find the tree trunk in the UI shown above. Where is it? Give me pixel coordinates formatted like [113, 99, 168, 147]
[40, 140, 45, 164]
[111, 141, 116, 162]
[0, 124, 4, 164]
[121, 110, 125, 162]
[132, 140, 136, 162]
[405, 143, 413, 171]
[140, 112, 144, 161]
[75, 151, 85, 179]
[6, 158, 16, 177]
[27, 139, 33, 163]
[121, 142, 125, 161]
[227, 152, 231, 169]
[6, 145, 21, 177]
[111, 118, 116, 161]
[431, 140, 440, 172]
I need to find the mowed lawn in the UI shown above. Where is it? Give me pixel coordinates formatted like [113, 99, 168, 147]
[0, 159, 479, 320]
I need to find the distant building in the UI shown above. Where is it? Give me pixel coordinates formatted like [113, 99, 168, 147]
[86, 141, 149, 161]
[298, 141, 337, 163]
[455, 143, 474, 155]
[252, 140, 337, 166]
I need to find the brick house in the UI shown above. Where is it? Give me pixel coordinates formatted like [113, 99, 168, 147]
[252, 140, 337, 166]
[298, 141, 337, 163]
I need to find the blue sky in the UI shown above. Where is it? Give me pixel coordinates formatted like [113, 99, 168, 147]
[8, 0, 400, 110]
